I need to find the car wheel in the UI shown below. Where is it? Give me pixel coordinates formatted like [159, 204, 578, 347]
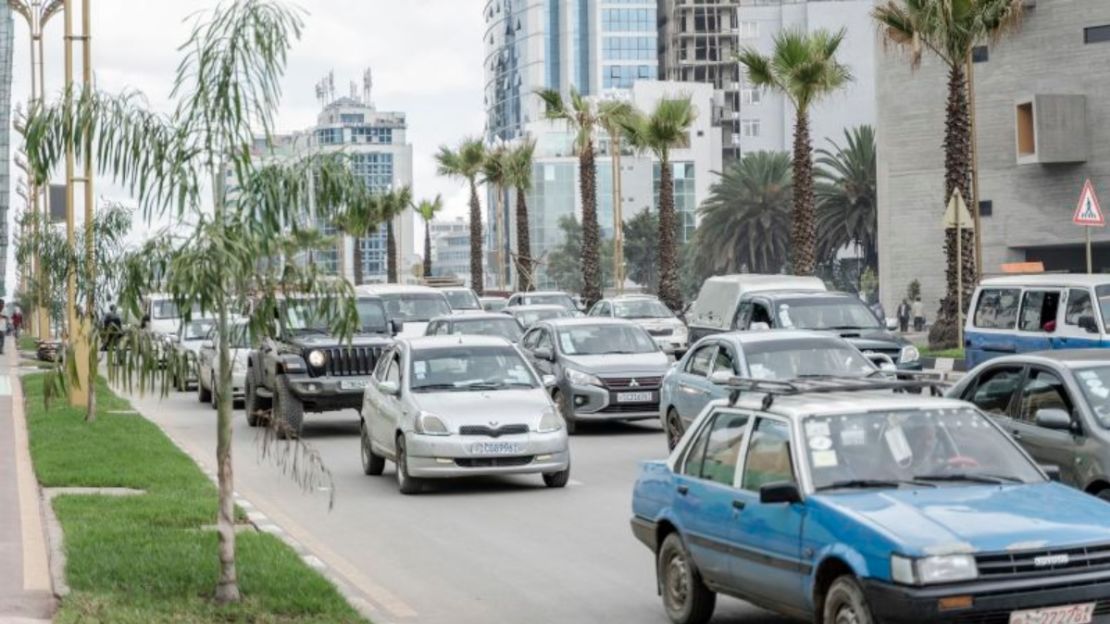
[1097, 489, 1110, 503]
[665, 408, 685, 451]
[361, 423, 385, 476]
[395, 434, 423, 495]
[553, 390, 576, 435]
[198, 368, 212, 403]
[823, 576, 875, 624]
[274, 376, 304, 439]
[543, 461, 570, 488]
[244, 378, 263, 427]
[209, 374, 218, 410]
[658, 533, 715, 624]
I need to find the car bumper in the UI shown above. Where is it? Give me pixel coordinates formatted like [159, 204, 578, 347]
[406, 432, 569, 479]
[287, 375, 370, 410]
[566, 382, 660, 422]
[652, 336, 688, 355]
[863, 572, 1110, 623]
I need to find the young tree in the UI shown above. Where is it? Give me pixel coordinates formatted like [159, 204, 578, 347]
[597, 100, 634, 289]
[380, 185, 413, 284]
[737, 28, 852, 277]
[545, 216, 613, 294]
[414, 195, 444, 278]
[25, 1, 369, 603]
[435, 138, 486, 294]
[334, 195, 380, 286]
[504, 139, 536, 292]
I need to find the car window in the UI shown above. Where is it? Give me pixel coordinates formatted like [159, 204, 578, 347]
[744, 337, 876, 380]
[410, 345, 538, 391]
[536, 329, 553, 351]
[965, 366, 1023, 415]
[751, 302, 773, 327]
[686, 344, 716, 376]
[681, 415, 714, 477]
[1018, 369, 1073, 423]
[373, 348, 394, 380]
[741, 418, 795, 491]
[1018, 290, 1061, 332]
[384, 354, 401, 386]
[711, 345, 735, 376]
[1075, 366, 1110, 428]
[700, 412, 750, 486]
[973, 288, 1021, 329]
[733, 301, 753, 329]
[521, 329, 539, 350]
[1065, 288, 1097, 330]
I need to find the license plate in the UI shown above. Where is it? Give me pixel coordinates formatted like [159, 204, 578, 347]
[1010, 603, 1096, 624]
[469, 442, 521, 455]
[339, 379, 368, 391]
[617, 391, 654, 403]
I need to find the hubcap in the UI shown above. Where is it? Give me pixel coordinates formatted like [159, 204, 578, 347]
[668, 413, 683, 447]
[664, 552, 690, 611]
[835, 604, 861, 624]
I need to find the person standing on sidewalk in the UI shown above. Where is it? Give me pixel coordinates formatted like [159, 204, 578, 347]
[11, 306, 22, 339]
[897, 299, 912, 333]
[912, 296, 926, 332]
[0, 299, 8, 355]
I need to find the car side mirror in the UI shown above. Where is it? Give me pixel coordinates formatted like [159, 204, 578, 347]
[390, 319, 404, 336]
[1040, 464, 1062, 482]
[541, 374, 557, 388]
[750, 322, 771, 332]
[886, 318, 899, 331]
[1079, 316, 1100, 334]
[759, 481, 802, 505]
[378, 380, 400, 396]
[534, 347, 554, 362]
[202, 340, 214, 349]
[1035, 408, 1073, 431]
[708, 370, 733, 385]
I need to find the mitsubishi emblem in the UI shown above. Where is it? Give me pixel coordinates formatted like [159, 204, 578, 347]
[629, 378, 640, 388]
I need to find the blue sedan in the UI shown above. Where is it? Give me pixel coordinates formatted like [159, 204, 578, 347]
[632, 380, 1110, 624]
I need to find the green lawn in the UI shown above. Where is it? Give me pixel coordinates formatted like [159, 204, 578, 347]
[18, 333, 37, 352]
[22, 374, 368, 624]
[919, 346, 965, 360]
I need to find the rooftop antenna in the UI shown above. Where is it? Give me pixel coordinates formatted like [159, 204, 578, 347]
[327, 70, 336, 103]
[363, 67, 373, 108]
[350, 80, 358, 100]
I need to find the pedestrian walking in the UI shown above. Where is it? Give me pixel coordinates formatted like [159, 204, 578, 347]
[912, 297, 926, 332]
[897, 299, 912, 333]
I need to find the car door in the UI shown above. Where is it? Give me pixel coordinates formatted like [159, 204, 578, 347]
[671, 409, 751, 589]
[675, 343, 717, 423]
[1053, 288, 1102, 350]
[1016, 289, 1062, 353]
[706, 341, 738, 404]
[731, 416, 806, 609]
[961, 364, 1025, 433]
[198, 327, 216, 388]
[967, 287, 1022, 366]
[1013, 367, 1084, 486]
[524, 328, 556, 376]
[369, 348, 405, 455]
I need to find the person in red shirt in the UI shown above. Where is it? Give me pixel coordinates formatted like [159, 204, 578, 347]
[11, 307, 22, 339]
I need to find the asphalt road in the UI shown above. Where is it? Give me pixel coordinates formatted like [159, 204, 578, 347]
[125, 387, 791, 624]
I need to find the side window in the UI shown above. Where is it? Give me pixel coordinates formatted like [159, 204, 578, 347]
[426, 321, 439, 335]
[685, 344, 716, 376]
[1018, 290, 1061, 332]
[751, 302, 773, 327]
[973, 288, 1021, 329]
[710, 345, 735, 376]
[741, 418, 795, 491]
[384, 354, 402, 386]
[681, 415, 715, 477]
[521, 329, 540, 350]
[600, 302, 612, 316]
[733, 301, 753, 330]
[1065, 288, 1098, 331]
[1018, 369, 1074, 423]
[374, 348, 394, 381]
[700, 412, 750, 486]
[965, 366, 1024, 415]
[536, 329, 554, 351]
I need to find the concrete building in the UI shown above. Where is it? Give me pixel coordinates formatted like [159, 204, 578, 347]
[429, 218, 471, 284]
[0, 5, 12, 297]
[876, 1, 1110, 315]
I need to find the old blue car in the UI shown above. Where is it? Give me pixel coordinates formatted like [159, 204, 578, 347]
[631, 377, 1110, 624]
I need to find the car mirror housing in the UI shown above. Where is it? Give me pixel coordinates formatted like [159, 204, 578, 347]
[378, 380, 400, 396]
[534, 347, 554, 362]
[541, 374, 557, 388]
[1035, 408, 1072, 431]
[759, 481, 802, 505]
[390, 319, 404, 336]
[1040, 464, 1062, 482]
[708, 370, 733, 385]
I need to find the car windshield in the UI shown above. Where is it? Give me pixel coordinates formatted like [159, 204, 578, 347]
[481, 299, 507, 312]
[524, 293, 575, 310]
[557, 324, 657, 355]
[1095, 285, 1110, 329]
[410, 346, 539, 391]
[774, 297, 882, 330]
[287, 298, 389, 333]
[227, 323, 252, 349]
[183, 319, 215, 340]
[745, 338, 876, 380]
[517, 308, 570, 327]
[449, 318, 524, 342]
[381, 293, 452, 322]
[806, 407, 1044, 492]
[614, 299, 673, 319]
[444, 290, 480, 310]
[1074, 366, 1110, 428]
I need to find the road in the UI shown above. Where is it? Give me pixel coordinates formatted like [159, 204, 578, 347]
[125, 387, 790, 624]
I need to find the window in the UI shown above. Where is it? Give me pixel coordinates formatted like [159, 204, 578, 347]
[682, 417, 712, 477]
[979, 200, 993, 217]
[738, 21, 758, 38]
[602, 36, 655, 60]
[751, 302, 773, 327]
[686, 345, 716, 376]
[1016, 102, 1035, 156]
[1018, 369, 1074, 423]
[733, 301, 753, 329]
[536, 329, 554, 351]
[700, 412, 750, 486]
[965, 366, 1023, 415]
[1018, 290, 1061, 332]
[971, 45, 989, 63]
[1066, 288, 1098, 330]
[374, 348, 395, 380]
[974, 288, 1021, 329]
[741, 88, 761, 106]
[741, 119, 761, 138]
[741, 418, 794, 491]
[384, 354, 401, 385]
[522, 329, 542, 350]
[1085, 25, 1110, 44]
[711, 346, 735, 376]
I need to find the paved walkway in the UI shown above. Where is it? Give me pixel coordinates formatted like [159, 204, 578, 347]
[0, 347, 54, 623]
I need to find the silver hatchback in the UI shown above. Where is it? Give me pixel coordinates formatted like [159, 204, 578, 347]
[359, 335, 571, 494]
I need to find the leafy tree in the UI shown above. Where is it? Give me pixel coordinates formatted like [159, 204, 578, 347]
[694, 151, 793, 276]
[622, 98, 697, 312]
[544, 216, 612, 294]
[414, 195, 444, 278]
[25, 1, 370, 602]
[737, 28, 852, 277]
[436, 138, 486, 294]
[623, 208, 660, 292]
[504, 139, 537, 291]
[907, 278, 922, 302]
[816, 125, 877, 270]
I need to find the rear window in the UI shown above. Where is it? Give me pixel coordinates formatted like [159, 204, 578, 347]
[973, 288, 1020, 329]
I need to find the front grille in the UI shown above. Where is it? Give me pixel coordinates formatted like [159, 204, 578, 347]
[942, 600, 1110, 624]
[306, 346, 384, 378]
[600, 402, 659, 414]
[602, 376, 663, 390]
[647, 328, 673, 337]
[458, 424, 529, 437]
[976, 542, 1110, 581]
[454, 456, 534, 468]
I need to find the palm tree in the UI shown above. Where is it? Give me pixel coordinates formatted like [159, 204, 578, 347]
[815, 125, 877, 269]
[334, 196, 379, 286]
[436, 138, 486, 294]
[873, 0, 1023, 347]
[695, 151, 793, 277]
[481, 145, 510, 290]
[504, 139, 536, 292]
[597, 100, 635, 291]
[622, 98, 697, 312]
[537, 87, 603, 307]
[380, 185, 412, 284]
[414, 195, 444, 278]
[737, 28, 852, 277]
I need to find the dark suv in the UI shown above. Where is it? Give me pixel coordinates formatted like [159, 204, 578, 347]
[245, 296, 399, 436]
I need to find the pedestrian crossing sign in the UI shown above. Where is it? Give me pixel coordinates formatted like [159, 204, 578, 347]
[1074, 179, 1105, 227]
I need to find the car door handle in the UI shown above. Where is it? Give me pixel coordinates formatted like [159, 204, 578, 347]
[732, 500, 746, 511]
[676, 485, 689, 496]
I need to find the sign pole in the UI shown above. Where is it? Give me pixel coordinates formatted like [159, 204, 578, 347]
[1074, 179, 1105, 274]
[1088, 226, 1094, 274]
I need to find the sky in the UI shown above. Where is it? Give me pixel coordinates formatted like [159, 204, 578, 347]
[3, 0, 488, 298]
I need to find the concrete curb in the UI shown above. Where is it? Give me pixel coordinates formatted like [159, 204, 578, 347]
[921, 357, 968, 373]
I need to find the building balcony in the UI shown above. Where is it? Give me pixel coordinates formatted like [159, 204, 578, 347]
[1015, 94, 1088, 165]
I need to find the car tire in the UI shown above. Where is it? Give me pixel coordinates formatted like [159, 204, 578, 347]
[274, 376, 304, 439]
[1097, 489, 1110, 503]
[198, 368, 212, 403]
[543, 462, 570, 488]
[665, 408, 685, 451]
[244, 377, 266, 427]
[553, 390, 577, 435]
[361, 423, 385, 476]
[209, 374, 218, 411]
[395, 434, 423, 495]
[823, 576, 875, 624]
[657, 533, 715, 624]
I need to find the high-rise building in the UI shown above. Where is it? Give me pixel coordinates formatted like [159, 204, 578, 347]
[429, 218, 472, 284]
[0, 5, 12, 297]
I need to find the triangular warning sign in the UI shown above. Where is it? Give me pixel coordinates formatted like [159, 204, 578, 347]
[1074, 179, 1105, 227]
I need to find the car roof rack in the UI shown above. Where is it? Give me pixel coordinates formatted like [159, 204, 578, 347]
[723, 375, 948, 410]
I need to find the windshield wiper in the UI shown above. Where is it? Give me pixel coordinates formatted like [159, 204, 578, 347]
[411, 383, 464, 392]
[913, 473, 1022, 484]
[816, 479, 936, 492]
[829, 325, 873, 331]
[292, 327, 329, 335]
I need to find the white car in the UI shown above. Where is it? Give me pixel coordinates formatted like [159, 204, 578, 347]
[360, 335, 571, 494]
[356, 284, 452, 338]
[169, 317, 216, 390]
[587, 295, 689, 355]
[197, 319, 252, 408]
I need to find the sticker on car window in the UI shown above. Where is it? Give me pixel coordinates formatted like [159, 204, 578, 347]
[1091, 385, 1110, 399]
[884, 426, 913, 465]
[811, 450, 838, 467]
[779, 305, 794, 328]
[414, 361, 427, 376]
[1079, 371, 1098, 380]
[749, 363, 773, 379]
[805, 421, 831, 438]
[808, 436, 833, 451]
[839, 428, 867, 447]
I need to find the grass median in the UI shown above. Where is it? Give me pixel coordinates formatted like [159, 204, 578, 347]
[22, 373, 368, 624]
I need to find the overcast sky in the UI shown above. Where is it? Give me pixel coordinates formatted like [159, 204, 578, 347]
[3, 0, 487, 298]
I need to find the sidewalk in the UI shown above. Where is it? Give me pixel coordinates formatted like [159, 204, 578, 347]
[0, 346, 55, 623]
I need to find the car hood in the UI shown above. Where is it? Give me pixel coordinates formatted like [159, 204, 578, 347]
[414, 388, 552, 429]
[396, 322, 428, 339]
[628, 318, 685, 331]
[817, 483, 1110, 555]
[561, 352, 671, 375]
[817, 328, 905, 350]
[289, 334, 392, 348]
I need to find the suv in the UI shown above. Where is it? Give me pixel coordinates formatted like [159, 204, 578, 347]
[587, 294, 688, 355]
[244, 296, 399, 436]
[356, 284, 452, 338]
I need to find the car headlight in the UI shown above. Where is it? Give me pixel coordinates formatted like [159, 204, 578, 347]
[900, 345, 921, 364]
[564, 367, 603, 387]
[307, 349, 326, 369]
[415, 411, 451, 436]
[673, 324, 688, 339]
[535, 406, 563, 433]
[891, 554, 977, 585]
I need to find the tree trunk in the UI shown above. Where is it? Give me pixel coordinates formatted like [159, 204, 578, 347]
[213, 295, 239, 604]
[929, 65, 976, 349]
[387, 220, 397, 284]
[657, 155, 682, 311]
[468, 179, 484, 295]
[352, 236, 363, 286]
[423, 220, 432, 278]
[791, 112, 817, 276]
[579, 142, 602, 307]
[515, 186, 533, 292]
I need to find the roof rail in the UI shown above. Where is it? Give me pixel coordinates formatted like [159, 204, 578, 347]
[723, 375, 948, 410]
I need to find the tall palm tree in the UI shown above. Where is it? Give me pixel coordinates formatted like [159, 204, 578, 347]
[504, 138, 536, 292]
[380, 185, 412, 284]
[481, 145, 510, 290]
[436, 138, 486, 294]
[695, 151, 793, 277]
[598, 100, 635, 291]
[622, 98, 697, 312]
[334, 196, 379, 286]
[737, 28, 852, 277]
[815, 125, 877, 269]
[414, 195, 444, 279]
[537, 87, 603, 307]
[873, 0, 1023, 347]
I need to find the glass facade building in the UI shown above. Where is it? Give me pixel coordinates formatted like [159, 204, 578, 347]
[654, 162, 697, 243]
[0, 5, 11, 296]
